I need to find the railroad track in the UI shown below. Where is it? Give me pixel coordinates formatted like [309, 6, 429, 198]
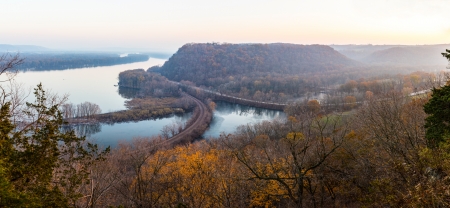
[166, 92, 208, 145]
[113, 93, 209, 155]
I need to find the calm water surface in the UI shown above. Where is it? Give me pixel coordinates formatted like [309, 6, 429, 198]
[14, 58, 166, 112]
[203, 101, 286, 138]
[13, 60, 285, 146]
[65, 113, 192, 148]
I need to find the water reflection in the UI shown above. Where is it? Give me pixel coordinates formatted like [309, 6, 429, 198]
[13, 58, 166, 112]
[204, 101, 286, 138]
[62, 123, 102, 138]
[118, 87, 140, 99]
[61, 102, 284, 146]
[215, 102, 282, 117]
[87, 112, 193, 148]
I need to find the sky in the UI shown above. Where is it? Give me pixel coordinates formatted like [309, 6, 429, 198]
[1, 0, 449, 52]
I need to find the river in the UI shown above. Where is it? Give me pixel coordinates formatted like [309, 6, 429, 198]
[15, 58, 166, 111]
[13, 58, 285, 147]
[204, 101, 286, 138]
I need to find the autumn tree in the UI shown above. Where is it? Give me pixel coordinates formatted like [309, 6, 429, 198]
[208, 99, 216, 111]
[225, 113, 352, 207]
[349, 91, 431, 206]
[307, 100, 320, 114]
[340, 80, 357, 93]
[365, 91, 373, 100]
[343, 95, 356, 109]
[106, 137, 169, 207]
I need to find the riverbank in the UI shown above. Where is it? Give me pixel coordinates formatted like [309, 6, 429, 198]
[65, 95, 196, 124]
[95, 107, 186, 124]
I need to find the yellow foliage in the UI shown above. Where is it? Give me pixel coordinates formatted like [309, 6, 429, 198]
[288, 116, 298, 123]
[138, 142, 246, 207]
[286, 132, 304, 140]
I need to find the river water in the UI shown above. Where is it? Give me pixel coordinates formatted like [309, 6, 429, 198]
[204, 101, 286, 138]
[15, 58, 167, 112]
[13, 59, 285, 147]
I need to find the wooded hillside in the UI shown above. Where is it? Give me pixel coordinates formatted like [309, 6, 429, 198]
[160, 43, 358, 83]
[155, 43, 360, 101]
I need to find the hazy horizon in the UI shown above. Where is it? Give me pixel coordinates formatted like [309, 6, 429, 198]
[1, 0, 449, 53]
[4, 43, 450, 54]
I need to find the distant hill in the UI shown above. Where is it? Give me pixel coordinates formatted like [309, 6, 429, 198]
[331, 44, 450, 66]
[160, 43, 358, 84]
[361, 45, 450, 66]
[0, 44, 50, 52]
[330, 45, 403, 60]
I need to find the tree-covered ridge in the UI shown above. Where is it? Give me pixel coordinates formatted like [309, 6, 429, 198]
[160, 43, 358, 83]
[17, 53, 149, 71]
[154, 43, 361, 102]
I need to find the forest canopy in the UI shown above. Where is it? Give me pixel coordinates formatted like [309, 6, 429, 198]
[156, 43, 363, 101]
[160, 43, 358, 83]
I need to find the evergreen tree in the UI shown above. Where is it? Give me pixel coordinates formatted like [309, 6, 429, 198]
[443, 49, 450, 60]
[0, 53, 109, 207]
[424, 49, 450, 147]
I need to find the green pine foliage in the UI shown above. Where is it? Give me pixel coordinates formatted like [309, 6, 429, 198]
[442, 49, 450, 60]
[0, 84, 109, 207]
[424, 50, 450, 147]
[424, 85, 450, 147]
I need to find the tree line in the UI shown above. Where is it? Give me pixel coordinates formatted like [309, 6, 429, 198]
[95, 96, 196, 124]
[17, 53, 149, 71]
[93, 69, 196, 123]
[60, 101, 102, 120]
[118, 69, 179, 98]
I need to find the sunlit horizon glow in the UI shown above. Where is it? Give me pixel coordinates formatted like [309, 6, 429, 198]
[1, 0, 449, 52]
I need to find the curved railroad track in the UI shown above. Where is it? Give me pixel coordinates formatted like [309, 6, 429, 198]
[166, 92, 209, 145]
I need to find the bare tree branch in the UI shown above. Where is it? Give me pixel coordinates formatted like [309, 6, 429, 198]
[0, 52, 24, 82]
[0, 53, 25, 82]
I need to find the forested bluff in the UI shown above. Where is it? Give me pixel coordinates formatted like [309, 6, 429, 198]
[1, 46, 450, 207]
